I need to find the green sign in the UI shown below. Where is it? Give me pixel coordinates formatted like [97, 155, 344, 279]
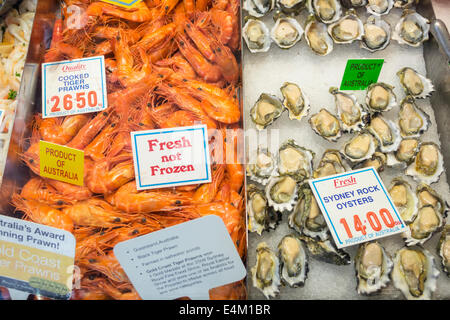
[340, 59, 384, 90]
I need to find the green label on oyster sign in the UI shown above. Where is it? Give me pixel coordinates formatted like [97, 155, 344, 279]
[340, 59, 384, 90]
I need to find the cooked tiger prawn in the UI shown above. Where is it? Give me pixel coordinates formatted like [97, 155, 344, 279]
[86, 1, 155, 22]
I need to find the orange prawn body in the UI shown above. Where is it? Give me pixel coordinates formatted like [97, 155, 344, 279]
[86, 1, 155, 22]
[209, 8, 233, 44]
[184, 19, 216, 62]
[20, 177, 75, 206]
[86, 157, 135, 194]
[38, 114, 90, 145]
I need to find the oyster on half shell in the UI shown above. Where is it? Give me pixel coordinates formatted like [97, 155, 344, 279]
[330, 87, 369, 132]
[271, 16, 304, 49]
[438, 226, 450, 277]
[394, 0, 417, 8]
[278, 235, 309, 287]
[402, 204, 446, 246]
[277, 0, 306, 15]
[341, 131, 378, 163]
[247, 184, 280, 235]
[251, 242, 281, 299]
[309, 108, 342, 141]
[367, 115, 401, 153]
[416, 183, 448, 217]
[361, 15, 391, 52]
[366, 0, 393, 16]
[341, 0, 367, 8]
[392, 10, 430, 47]
[397, 96, 430, 138]
[244, 0, 276, 17]
[298, 235, 351, 265]
[397, 67, 435, 99]
[307, 0, 342, 24]
[356, 151, 387, 173]
[280, 82, 310, 121]
[250, 93, 284, 130]
[277, 140, 315, 182]
[365, 82, 397, 113]
[388, 178, 418, 224]
[406, 142, 443, 185]
[392, 246, 439, 300]
[328, 9, 364, 44]
[247, 148, 276, 185]
[355, 241, 393, 295]
[304, 14, 334, 56]
[387, 138, 419, 168]
[313, 149, 350, 178]
[243, 18, 272, 53]
[266, 175, 298, 212]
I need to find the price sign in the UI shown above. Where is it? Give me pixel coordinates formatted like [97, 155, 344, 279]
[41, 56, 107, 118]
[309, 167, 407, 248]
[340, 59, 384, 90]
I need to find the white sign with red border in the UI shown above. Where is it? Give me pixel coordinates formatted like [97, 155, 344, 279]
[131, 125, 212, 191]
[41, 56, 107, 118]
[308, 167, 407, 249]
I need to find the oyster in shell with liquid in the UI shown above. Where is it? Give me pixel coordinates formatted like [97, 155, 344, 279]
[271, 16, 304, 49]
[298, 235, 351, 265]
[392, 10, 430, 47]
[330, 87, 369, 132]
[309, 108, 342, 142]
[280, 82, 310, 121]
[367, 115, 401, 153]
[416, 183, 448, 217]
[328, 9, 364, 44]
[356, 151, 387, 172]
[250, 93, 284, 130]
[388, 178, 418, 224]
[247, 148, 276, 185]
[397, 96, 430, 138]
[313, 149, 350, 178]
[387, 138, 419, 168]
[277, 140, 315, 182]
[392, 246, 439, 300]
[243, 18, 272, 53]
[366, 0, 393, 16]
[361, 15, 391, 52]
[251, 242, 281, 299]
[307, 0, 342, 24]
[341, 131, 378, 163]
[438, 226, 450, 277]
[354, 241, 393, 295]
[266, 175, 298, 212]
[247, 184, 280, 235]
[277, 235, 309, 287]
[304, 14, 334, 56]
[397, 67, 434, 99]
[406, 142, 443, 185]
[289, 183, 329, 240]
[244, 0, 276, 17]
[277, 0, 306, 15]
[402, 204, 446, 246]
[365, 82, 397, 113]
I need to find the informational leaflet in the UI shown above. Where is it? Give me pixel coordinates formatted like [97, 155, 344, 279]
[131, 125, 212, 190]
[309, 167, 407, 249]
[41, 56, 107, 118]
[340, 59, 384, 90]
[114, 216, 247, 300]
[0, 215, 76, 300]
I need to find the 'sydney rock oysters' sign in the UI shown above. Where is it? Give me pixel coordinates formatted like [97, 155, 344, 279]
[131, 125, 212, 190]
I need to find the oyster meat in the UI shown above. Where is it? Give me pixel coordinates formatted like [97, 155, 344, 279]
[397, 96, 429, 138]
[406, 142, 443, 185]
[277, 140, 314, 182]
[402, 204, 445, 246]
[244, 0, 276, 17]
[280, 82, 310, 121]
[387, 138, 419, 167]
[394, 0, 417, 8]
[328, 9, 364, 44]
[341, 131, 377, 163]
[354, 241, 393, 295]
[307, 0, 342, 24]
[251, 242, 281, 299]
[356, 151, 387, 172]
[250, 93, 284, 130]
[361, 15, 390, 52]
[247, 148, 276, 185]
[397, 67, 435, 99]
[313, 149, 349, 178]
[416, 183, 448, 217]
[289, 183, 329, 240]
[365, 82, 397, 113]
[278, 235, 309, 287]
[304, 15, 334, 56]
[330, 87, 368, 132]
[266, 175, 298, 212]
[247, 184, 280, 235]
[438, 226, 450, 277]
[341, 0, 367, 8]
[392, 10, 430, 47]
[309, 108, 342, 141]
[388, 178, 418, 224]
[298, 235, 351, 265]
[367, 115, 401, 153]
[366, 0, 393, 16]
[243, 18, 272, 53]
[392, 247, 439, 300]
[277, 0, 306, 14]
[271, 16, 304, 49]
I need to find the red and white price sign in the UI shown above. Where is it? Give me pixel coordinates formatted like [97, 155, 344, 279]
[41, 56, 107, 118]
[308, 167, 407, 249]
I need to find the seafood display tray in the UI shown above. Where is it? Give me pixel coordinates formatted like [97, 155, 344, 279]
[243, 3, 450, 299]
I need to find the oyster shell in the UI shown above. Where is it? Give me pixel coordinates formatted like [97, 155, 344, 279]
[313, 149, 349, 178]
[397, 67, 435, 99]
[367, 115, 401, 153]
[394, 0, 417, 8]
[416, 183, 448, 217]
[307, 0, 342, 24]
[277, 140, 315, 182]
[304, 14, 334, 56]
[388, 178, 418, 224]
[354, 241, 393, 295]
[289, 184, 329, 240]
[365, 82, 397, 113]
[406, 142, 443, 185]
[341, 131, 377, 163]
[298, 235, 351, 265]
[328, 9, 364, 44]
[356, 151, 387, 172]
[247, 184, 280, 235]
[387, 138, 419, 168]
[277, 235, 309, 287]
[247, 148, 277, 185]
[392, 246, 439, 300]
[251, 242, 281, 299]
[244, 0, 276, 17]
[330, 87, 368, 133]
[280, 82, 310, 121]
[361, 15, 391, 52]
[309, 108, 342, 142]
[277, 0, 306, 14]
[366, 0, 393, 16]
[266, 175, 298, 212]
[243, 18, 272, 53]
[402, 204, 445, 246]
[397, 96, 430, 138]
[341, 0, 367, 8]
[438, 226, 450, 277]
[392, 10, 430, 47]
[250, 93, 284, 130]
[271, 16, 304, 49]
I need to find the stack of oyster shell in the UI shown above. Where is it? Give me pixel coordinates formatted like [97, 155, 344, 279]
[247, 66, 450, 300]
[243, 0, 430, 55]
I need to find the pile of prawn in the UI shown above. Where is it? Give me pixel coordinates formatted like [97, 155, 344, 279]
[11, 0, 246, 300]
